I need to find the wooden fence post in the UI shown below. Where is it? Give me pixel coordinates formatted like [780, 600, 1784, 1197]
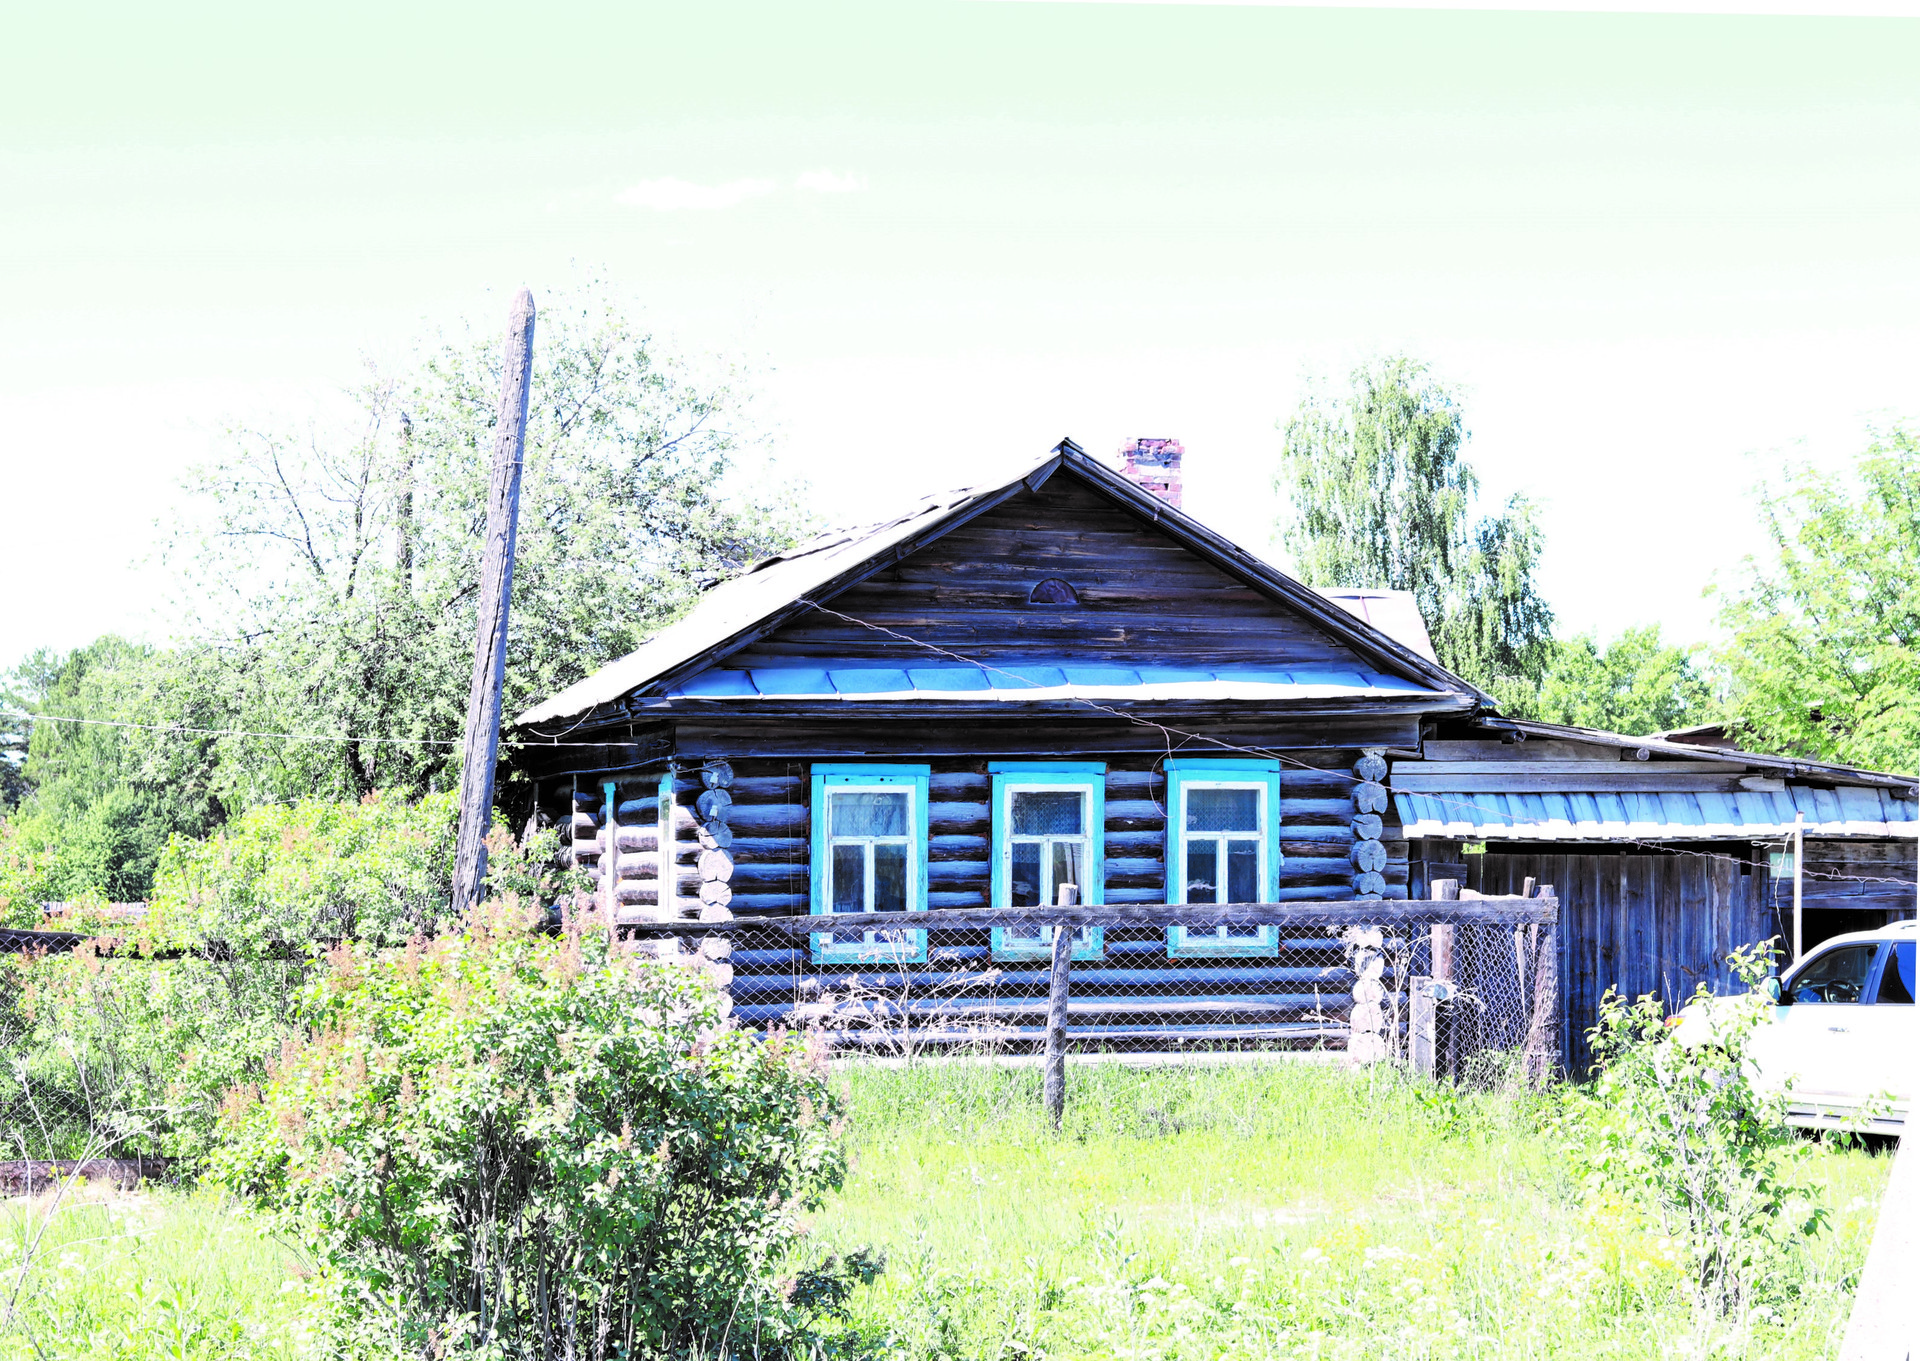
[1524, 887, 1560, 1084]
[1430, 880, 1459, 1079]
[1043, 892, 1075, 1129]
[451, 288, 536, 916]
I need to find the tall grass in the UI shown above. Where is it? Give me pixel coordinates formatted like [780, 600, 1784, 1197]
[0, 1186, 316, 1360]
[810, 1058, 1889, 1360]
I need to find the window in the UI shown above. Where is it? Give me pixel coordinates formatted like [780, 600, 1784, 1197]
[988, 763, 1105, 960]
[1785, 944, 1877, 1005]
[1164, 759, 1282, 957]
[1028, 578, 1079, 605]
[1875, 942, 1915, 1004]
[809, 765, 929, 964]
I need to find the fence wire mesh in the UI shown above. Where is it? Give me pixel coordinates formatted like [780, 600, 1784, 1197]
[649, 901, 1559, 1083]
[0, 900, 1556, 1160]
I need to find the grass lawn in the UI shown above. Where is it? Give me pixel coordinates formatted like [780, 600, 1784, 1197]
[0, 1184, 315, 1360]
[810, 1058, 1891, 1360]
[0, 1059, 1890, 1359]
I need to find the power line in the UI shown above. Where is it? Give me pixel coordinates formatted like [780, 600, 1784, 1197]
[0, 709, 652, 751]
[793, 598, 1918, 891]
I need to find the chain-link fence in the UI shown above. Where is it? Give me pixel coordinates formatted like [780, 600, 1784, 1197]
[629, 898, 1560, 1087]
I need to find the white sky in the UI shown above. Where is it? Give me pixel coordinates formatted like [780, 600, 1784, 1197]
[3, 0, 1917, 669]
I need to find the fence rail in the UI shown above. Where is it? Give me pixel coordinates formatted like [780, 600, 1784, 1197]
[622, 898, 1561, 1106]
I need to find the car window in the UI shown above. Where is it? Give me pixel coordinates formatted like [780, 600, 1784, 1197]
[1875, 941, 1915, 1005]
[1785, 944, 1877, 1005]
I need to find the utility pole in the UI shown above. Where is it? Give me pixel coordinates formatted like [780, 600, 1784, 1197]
[452, 288, 536, 915]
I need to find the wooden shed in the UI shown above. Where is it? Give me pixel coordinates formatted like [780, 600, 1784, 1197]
[509, 439, 1917, 1069]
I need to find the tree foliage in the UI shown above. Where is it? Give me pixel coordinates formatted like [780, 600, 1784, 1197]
[1715, 425, 1920, 773]
[1511, 626, 1714, 736]
[0, 638, 224, 907]
[1276, 356, 1553, 693]
[172, 280, 810, 811]
[0, 281, 809, 903]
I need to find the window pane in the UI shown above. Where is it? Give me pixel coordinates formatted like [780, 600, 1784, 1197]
[1013, 790, 1083, 836]
[831, 843, 865, 913]
[1225, 840, 1260, 906]
[831, 790, 908, 837]
[873, 842, 908, 912]
[1050, 841, 1085, 905]
[1188, 787, 1259, 833]
[1878, 942, 1915, 1004]
[1186, 839, 1219, 903]
[1787, 944, 1877, 1004]
[1010, 842, 1042, 908]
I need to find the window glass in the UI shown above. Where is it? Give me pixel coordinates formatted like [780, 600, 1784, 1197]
[1876, 941, 1915, 1004]
[1013, 790, 1083, 836]
[1786, 944, 1877, 1004]
[1186, 841, 1219, 901]
[1226, 841, 1260, 904]
[1010, 841, 1043, 908]
[830, 843, 865, 912]
[831, 790, 907, 837]
[872, 843, 908, 912]
[1049, 842, 1084, 903]
[1188, 788, 1259, 833]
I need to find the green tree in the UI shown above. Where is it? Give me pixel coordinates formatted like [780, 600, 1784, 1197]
[0, 638, 223, 908]
[1517, 626, 1714, 735]
[1276, 355, 1553, 693]
[169, 279, 811, 811]
[1715, 425, 1920, 773]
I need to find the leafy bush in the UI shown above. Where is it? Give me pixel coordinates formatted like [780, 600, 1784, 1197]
[213, 903, 854, 1360]
[0, 798, 572, 1166]
[148, 791, 461, 950]
[1574, 944, 1826, 1322]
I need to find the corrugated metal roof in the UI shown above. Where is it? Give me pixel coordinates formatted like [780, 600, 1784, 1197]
[1313, 588, 1438, 663]
[657, 661, 1445, 704]
[1395, 786, 1920, 841]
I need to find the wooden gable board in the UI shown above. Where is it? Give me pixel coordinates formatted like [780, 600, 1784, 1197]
[731, 475, 1374, 667]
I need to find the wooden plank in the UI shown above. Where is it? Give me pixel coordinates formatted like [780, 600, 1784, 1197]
[1400, 759, 1749, 776]
[670, 716, 1426, 759]
[1421, 740, 1621, 763]
[1389, 772, 1758, 794]
[622, 897, 1554, 934]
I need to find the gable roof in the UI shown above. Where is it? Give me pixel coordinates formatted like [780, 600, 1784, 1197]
[517, 441, 1489, 728]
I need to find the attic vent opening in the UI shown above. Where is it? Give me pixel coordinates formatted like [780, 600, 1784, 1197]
[1028, 578, 1079, 606]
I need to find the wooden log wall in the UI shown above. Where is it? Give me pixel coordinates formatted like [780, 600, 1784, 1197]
[692, 751, 1410, 920]
[693, 748, 1410, 1046]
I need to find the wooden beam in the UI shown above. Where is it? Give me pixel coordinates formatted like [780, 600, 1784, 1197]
[452, 288, 536, 915]
[619, 897, 1555, 934]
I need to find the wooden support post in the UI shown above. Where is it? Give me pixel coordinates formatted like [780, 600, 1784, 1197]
[451, 288, 536, 916]
[1792, 810, 1805, 962]
[600, 780, 619, 920]
[1411, 978, 1437, 1078]
[1524, 889, 1559, 1084]
[1430, 880, 1459, 1079]
[1043, 885, 1076, 1129]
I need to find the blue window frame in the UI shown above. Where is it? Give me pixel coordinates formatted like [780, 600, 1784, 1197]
[987, 762, 1105, 961]
[1164, 758, 1283, 958]
[809, 764, 930, 964]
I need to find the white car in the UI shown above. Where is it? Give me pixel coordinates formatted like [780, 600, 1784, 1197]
[1745, 920, 1915, 1133]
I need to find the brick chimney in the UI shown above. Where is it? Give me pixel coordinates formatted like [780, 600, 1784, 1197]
[1117, 437, 1183, 509]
